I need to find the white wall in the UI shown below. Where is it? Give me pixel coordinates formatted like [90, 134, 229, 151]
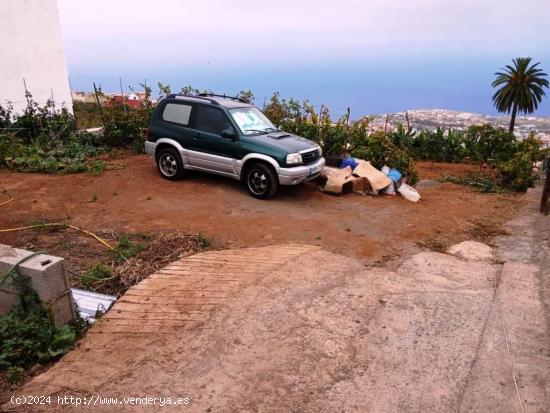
[0, 0, 72, 114]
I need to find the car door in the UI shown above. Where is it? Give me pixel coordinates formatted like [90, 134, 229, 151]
[187, 105, 241, 174]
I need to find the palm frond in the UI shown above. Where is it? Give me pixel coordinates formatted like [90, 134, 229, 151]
[492, 57, 549, 121]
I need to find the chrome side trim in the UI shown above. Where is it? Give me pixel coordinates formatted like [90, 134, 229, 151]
[187, 165, 239, 179]
[144, 141, 156, 156]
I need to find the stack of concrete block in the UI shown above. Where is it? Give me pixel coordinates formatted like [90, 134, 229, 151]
[0, 244, 75, 326]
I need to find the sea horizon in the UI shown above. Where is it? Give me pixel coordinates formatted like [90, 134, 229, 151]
[63, 56, 550, 119]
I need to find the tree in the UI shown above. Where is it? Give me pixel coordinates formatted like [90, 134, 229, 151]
[492, 57, 548, 133]
[237, 90, 254, 104]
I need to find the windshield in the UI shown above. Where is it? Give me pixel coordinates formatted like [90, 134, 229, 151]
[229, 107, 278, 135]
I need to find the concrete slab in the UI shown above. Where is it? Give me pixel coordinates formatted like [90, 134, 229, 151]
[5, 245, 514, 412]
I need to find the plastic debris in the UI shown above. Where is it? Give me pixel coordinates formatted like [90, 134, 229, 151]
[388, 168, 402, 183]
[71, 288, 116, 323]
[397, 183, 421, 202]
[341, 157, 359, 170]
[381, 181, 397, 195]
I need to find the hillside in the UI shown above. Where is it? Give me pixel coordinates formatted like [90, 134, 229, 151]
[370, 109, 550, 144]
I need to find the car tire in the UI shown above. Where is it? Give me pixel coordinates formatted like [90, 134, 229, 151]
[156, 147, 185, 180]
[245, 162, 279, 199]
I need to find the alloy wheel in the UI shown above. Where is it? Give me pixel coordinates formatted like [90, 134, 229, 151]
[248, 169, 268, 195]
[159, 153, 178, 177]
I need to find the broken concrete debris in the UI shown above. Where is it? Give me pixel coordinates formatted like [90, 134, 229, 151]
[320, 157, 421, 202]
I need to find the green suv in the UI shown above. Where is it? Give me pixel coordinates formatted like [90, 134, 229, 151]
[145, 93, 325, 199]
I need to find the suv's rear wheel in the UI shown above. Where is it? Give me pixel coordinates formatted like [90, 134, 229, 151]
[245, 162, 279, 199]
[156, 147, 184, 180]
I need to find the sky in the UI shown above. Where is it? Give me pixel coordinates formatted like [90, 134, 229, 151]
[57, 0, 550, 117]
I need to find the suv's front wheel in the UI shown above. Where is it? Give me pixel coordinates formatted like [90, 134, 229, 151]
[245, 162, 279, 199]
[156, 147, 185, 180]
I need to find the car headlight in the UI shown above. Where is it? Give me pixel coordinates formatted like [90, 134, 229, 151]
[317, 145, 323, 156]
[286, 153, 302, 165]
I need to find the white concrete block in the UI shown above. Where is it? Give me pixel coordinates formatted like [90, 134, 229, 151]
[0, 244, 75, 326]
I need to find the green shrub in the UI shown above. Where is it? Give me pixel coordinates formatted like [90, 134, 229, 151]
[0, 268, 82, 381]
[263, 93, 321, 142]
[0, 133, 25, 166]
[463, 124, 518, 164]
[390, 124, 416, 148]
[101, 103, 153, 153]
[1, 132, 106, 174]
[351, 131, 418, 184]
[520, 132, 544, 162]
[0, 104, 12, 129]
[498, 152, 535, 192]
[9, 96, 75, 144]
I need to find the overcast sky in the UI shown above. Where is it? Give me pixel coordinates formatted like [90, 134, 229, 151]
[57, 0, 550, 114]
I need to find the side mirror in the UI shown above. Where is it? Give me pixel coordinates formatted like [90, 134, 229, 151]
[221, 129, 238, 141]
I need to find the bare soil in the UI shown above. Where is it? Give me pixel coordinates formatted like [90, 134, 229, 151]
[1, 158, 547, 412]
[0, 156, 522, 265]
[5, 186, 549, 412]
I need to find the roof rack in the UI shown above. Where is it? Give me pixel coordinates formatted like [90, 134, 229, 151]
[165, 94, 220, 105]
[198, 93, 248, 104]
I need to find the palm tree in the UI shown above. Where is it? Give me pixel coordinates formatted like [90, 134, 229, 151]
[492, 57, 548, 133]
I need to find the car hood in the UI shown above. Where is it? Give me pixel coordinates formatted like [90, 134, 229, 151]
[244, 132, 318, 154]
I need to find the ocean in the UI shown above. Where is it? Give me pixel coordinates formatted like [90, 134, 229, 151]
[68, 57, 550, 119]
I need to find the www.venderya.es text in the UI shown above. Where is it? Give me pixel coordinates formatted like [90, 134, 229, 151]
[10, 394, 191, 407]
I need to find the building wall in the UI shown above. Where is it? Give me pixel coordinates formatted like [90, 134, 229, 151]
[0, 0, 72, 114]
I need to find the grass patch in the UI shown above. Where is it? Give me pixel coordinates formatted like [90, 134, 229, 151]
[28, 218, 68, 233]
[197, 234, 213, 249]
[71, 231, 215, 296]
[78, 264, 113, 289]
[110, 234, 144, 263]
[439, 173, 507, 193]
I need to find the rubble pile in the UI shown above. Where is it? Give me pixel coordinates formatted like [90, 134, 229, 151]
[320, 157, 421, 202]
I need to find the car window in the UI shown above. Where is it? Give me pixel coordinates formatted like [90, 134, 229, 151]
[162, 103, 192, 126]
[229, 107, 277, 135]
[194, 106, 234, 136]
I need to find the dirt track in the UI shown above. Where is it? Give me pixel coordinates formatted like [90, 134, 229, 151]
[0, 156, 520, 262]
[4, 188, 549, 412]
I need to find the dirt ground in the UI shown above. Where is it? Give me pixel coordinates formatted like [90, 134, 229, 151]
[1, 158, 548, 412]
[0, 155, 522, 264]
[3, 188, 548, 412]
